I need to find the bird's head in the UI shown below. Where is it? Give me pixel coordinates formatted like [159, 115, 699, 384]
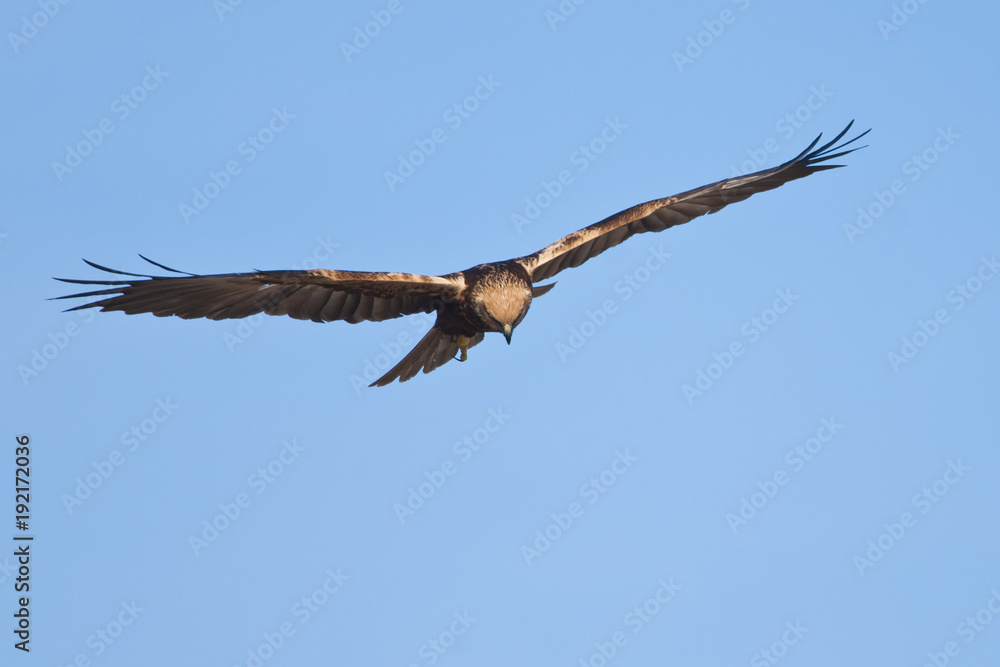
[476, 282, 532, 344]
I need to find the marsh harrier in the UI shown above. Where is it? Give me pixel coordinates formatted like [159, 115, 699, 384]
[57, 122, 868, 386]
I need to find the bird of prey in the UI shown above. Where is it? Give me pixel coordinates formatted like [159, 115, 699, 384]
[56, 122, 867, 387]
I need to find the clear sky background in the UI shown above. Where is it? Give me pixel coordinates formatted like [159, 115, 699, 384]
[3, 2, 998, 665]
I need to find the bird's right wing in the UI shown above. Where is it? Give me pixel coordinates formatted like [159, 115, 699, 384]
[517, 122, 869, 283]
[54, 256, 464, 324]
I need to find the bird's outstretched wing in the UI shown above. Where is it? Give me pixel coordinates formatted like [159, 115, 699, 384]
[54, 256, 464, 323]
[517, 122, 869, 283]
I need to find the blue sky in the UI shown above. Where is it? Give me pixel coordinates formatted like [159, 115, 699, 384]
[4, 1, 999, 665]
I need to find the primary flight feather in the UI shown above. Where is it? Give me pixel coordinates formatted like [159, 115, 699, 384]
[56, 122, 868, 386]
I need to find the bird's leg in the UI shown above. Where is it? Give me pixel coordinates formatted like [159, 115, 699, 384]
[450, 335, 471, 362]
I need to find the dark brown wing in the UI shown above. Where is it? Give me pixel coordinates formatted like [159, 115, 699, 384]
[54, 256, 464, 324]
[517, 122, 869, 282]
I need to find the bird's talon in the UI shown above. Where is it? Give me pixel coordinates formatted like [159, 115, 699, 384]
[450, 335, 471, 362]
[451, 336, 472, 361]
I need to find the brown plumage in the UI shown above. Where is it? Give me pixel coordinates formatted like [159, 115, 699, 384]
[55, 122, 868, 386]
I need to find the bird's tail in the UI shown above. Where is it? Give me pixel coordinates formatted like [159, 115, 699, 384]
[370, 326, 484, 387]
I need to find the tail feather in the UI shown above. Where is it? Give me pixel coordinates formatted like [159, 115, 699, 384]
[370, 326, 484, 387]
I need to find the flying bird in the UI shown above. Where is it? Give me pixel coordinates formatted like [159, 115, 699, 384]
[56, 122, 868, 386]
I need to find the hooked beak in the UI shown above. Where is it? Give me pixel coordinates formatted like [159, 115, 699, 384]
[502, 324, 512, 345]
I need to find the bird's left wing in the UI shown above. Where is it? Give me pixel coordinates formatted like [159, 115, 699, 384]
[517, 122, 869, 283]
[54, 256, 464, 323]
